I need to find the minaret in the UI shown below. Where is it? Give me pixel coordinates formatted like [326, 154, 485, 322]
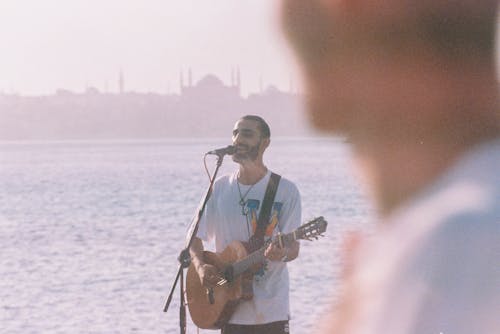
[236, 67, 241, 96]
[118, 69, 124, 94]
[179, 70, 184, 93]
[236, 67, 241, 89]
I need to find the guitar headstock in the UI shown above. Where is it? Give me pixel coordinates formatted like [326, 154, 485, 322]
[296, 216, 328, 241]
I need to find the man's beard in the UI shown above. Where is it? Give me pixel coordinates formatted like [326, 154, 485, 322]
[233, 141, 261, 162]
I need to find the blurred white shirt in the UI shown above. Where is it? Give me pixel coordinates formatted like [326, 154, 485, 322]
[346, 139, 500, 334]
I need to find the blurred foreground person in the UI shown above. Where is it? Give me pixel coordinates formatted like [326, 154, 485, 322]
[281, 0, 499, 333]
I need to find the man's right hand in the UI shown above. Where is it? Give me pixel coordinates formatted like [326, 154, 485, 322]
[190, 237, 222, 288]
[195, 263, 221, 288]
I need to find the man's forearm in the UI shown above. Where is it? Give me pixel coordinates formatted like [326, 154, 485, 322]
[189, 237, 205, 270]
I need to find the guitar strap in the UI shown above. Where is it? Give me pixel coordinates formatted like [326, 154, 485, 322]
[239, 172, 281, 300]
[240, 172, 281, 300]
[245, 172, 281, 254]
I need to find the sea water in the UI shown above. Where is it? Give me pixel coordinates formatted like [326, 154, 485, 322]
[0, 137, 373, 333]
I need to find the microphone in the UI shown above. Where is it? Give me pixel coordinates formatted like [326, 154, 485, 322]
[206, 145, 236, 156]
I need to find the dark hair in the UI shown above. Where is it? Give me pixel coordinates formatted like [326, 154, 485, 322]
[241, 115, 271, 138]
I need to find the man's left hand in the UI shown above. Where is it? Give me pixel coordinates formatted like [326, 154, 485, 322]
[264, 243, 288, 262]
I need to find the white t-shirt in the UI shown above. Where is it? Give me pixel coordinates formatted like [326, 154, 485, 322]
[342, 139, 500, 334]
[195, 170, 301, 325]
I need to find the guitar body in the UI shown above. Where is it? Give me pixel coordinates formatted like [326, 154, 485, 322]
[186, 240, 248, 329]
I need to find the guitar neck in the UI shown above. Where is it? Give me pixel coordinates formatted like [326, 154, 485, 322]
[232, 232, 297, 278]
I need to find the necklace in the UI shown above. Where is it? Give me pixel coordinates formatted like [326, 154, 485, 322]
[236, 180, 255, 216]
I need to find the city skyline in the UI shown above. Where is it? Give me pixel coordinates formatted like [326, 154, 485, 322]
[0, 68, 298, 98]
[0, 70, 311, 140]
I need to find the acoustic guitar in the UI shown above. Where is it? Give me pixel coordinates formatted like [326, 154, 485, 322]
[186, 216, 328, 329]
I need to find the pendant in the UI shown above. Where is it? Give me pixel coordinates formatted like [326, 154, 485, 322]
[239, 200, 247, 216]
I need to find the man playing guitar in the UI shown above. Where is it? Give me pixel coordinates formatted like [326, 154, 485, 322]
[189, 115, 301, 334]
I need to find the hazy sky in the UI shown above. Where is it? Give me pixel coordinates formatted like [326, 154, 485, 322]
[0, 0, 299, 96]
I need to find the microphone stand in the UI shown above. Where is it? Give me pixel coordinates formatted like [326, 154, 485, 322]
[163, 152, 227, 334]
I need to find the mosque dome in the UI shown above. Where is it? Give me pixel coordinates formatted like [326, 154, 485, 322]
[196, 75, 225, 88]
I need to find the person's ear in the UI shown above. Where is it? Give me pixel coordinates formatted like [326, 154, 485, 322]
[262, 138, 271, 151]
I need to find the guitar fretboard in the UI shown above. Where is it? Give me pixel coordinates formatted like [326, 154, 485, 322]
[231, 232, 296, 277]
